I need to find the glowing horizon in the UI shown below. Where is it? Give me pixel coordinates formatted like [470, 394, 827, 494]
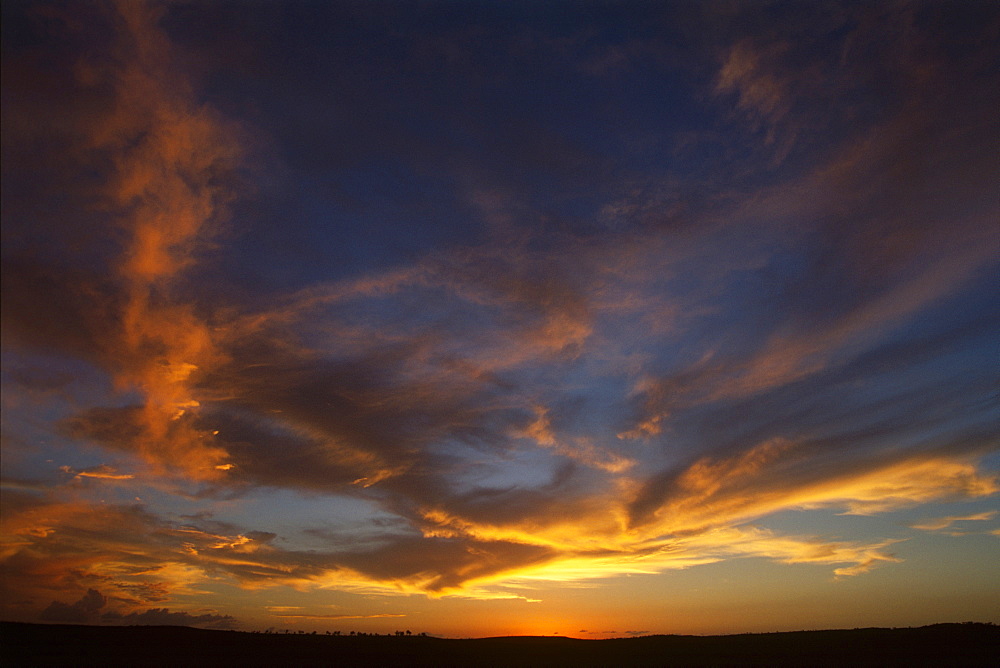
[1, 0, 997, 639]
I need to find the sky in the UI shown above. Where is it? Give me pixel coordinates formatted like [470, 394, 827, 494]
[1, 0, 998, 639]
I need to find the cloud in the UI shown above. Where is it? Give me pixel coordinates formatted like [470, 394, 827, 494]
[332, 535, 556, 593]
[101, 607, 238, 629]
[40, 588, 107, 623]
[716, 40, 793, 133]
[23, 523, 234, 629]
[833, 557, 901, 579]
[270, 613, 406, 621]
[515, 405, 634, 473]
[686, 527, 904, 579]
[59, 465, 135, 481]
[2, 0, 243, 481]
[909, 511, 998, 533]
[10, 446, 954, 611]
[627, 443, 998, 534]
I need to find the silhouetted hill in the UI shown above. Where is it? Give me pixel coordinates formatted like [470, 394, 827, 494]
[2, 621, 997, 666]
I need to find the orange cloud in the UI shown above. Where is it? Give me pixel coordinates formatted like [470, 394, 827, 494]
[716, 40, 791, 128]
[909, 511, 998, 532]
[271, 613, 407, 620]
[25, 0, 247, 480]
[401, 449, 996, 592]
[1, 447, 995, 623]
[631, 447, 997, 537]
[515, 406, 634, 473]
[60, 465, 135, 481]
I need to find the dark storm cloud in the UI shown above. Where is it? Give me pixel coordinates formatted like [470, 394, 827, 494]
[101, 607, 238, 629]
[39, 586, 236, 629]
[40, 588, 106, 623]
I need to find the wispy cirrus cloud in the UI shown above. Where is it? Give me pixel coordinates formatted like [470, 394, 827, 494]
[909, 511, 998, 533]
[59, 465, 135, 481]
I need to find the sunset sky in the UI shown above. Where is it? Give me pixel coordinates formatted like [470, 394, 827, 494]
[2, 0, 998, 638]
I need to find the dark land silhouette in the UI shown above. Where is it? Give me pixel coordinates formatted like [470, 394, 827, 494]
[2, 621, 997, 666]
